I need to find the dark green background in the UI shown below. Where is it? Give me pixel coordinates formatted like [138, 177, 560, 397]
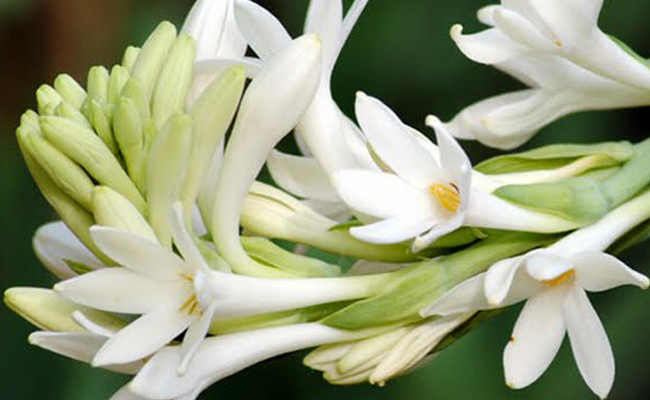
[1, 1, 648, 399]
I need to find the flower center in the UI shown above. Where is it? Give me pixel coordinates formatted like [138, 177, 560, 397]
[429, 183, 461, 213]
[541, 269, 575, 287]
[179, 295, 201, 316]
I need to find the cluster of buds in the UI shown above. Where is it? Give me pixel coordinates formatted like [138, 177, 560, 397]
[4, 1, 650, 400]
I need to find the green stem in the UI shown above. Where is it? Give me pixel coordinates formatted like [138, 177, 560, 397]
[601, 137, 650, 207]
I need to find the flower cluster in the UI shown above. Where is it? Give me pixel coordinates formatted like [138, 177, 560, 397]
[4, 1, 650, 400]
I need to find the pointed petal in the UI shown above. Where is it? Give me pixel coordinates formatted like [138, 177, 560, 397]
[234, 0, 292, 59]
[562, 286, 614, 399]
[477, 5, 500, 26]
[194, 57, 261, 80]
[267, 150, 340, 201]
[54, 268, 183, 314]
[351, 217, 434, 245]
[525, 0, 601, 48]
[169, 203, 210, 272]
[421, 273, 489, 317]
[426, 116, 472, 211]
[93, 307, 193, 367]
[90, 226, 186, 280]
[355, 92, 443, 187]
[72, 310, 117, 338]
[492, 7, 556, 53]
[573, 251, 650, 292]
[131, 323, 357, 400]
[450, 25, 528, 64]
[333, 169, 435, 219]
[484, 255, 525, 306]
[525, 252, 573, 282]
[304, 0, 343, 70]
[178, 303, 217, 375]
[504, 288, 566, 389]
[34, 221, 105, 279]
[339, 0, 369, 56]
[412, 214, 464, 253]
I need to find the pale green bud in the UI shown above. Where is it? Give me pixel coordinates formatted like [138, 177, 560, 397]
[36, 84, 62, 115]
[22, 128, 94, 210]
[121, 78, 150, 128]
[86, 66, 110, 105]
[122, 46, 140, 72]
[39, 116, 146, 213]
[146, 113, 192, 247]
[17, 126, 108, 263]
[92, 186, 157, 242]
[114, 96, 145, 188]
[338, 328, 410, 375]
[20, 109, 40, 131]
[55, 101, 91, 128]
[181, 66, 246, 216]
[108, 65, 130, 105]
[89, 100, 119, 154]
[241, 236, 341, 278]
[4, 287, 124, 333]
[152, 33, 196, 130]
[131, 21, 178, 98]
[54, 74, 87, 110]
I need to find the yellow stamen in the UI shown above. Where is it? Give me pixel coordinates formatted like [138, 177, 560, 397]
[179, 295, 199, 315]
[542, 270, 575, 287]
[429, 183, 461, 213]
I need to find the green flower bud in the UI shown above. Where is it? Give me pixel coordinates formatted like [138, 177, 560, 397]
[4, 287, 124, 333]
[86, 66, 110, 105]
[146, 113, 192, 247]
[131, 21, 177, 99]
[122, 46, 140, 72]
[92, 186, 157, 242]
[39, 116, 146, 213]
[55, 101, 91, 128]
[152, 33, 196, 130]
[20, 109, 40, 131]
[120, 78, 150, 128]
[114, 96, 145, 188]
[241, 236, 341, 278]
[36, 84, 62, 116]
[89, 99, 119, 154]
[54, 74, 87, 110]
[107, 65, 130, 105]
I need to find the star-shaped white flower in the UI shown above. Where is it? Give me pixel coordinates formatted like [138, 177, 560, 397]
[424, 247, 649, 398]
[55, 203, 217, 373]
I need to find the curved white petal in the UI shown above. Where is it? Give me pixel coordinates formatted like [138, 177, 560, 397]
[525, 252, 573, 282]
[234, 0, 292, 59]
[304, 0, 343, 72]
[524, 0, 600, 50]
[333, 169, 435, 219]
[493, 7, 556, 53]
[93, 307, 193, 367]
[267, 150, 340, 201]
[90, 227, 186, 280]
[339, 0, 369, 56]
[412, 213, 464, 253]
[178, 303, 217, 375]
[562, 285, 614, 399]
[72, 311, 117, 338]
[450, 25, 528, 65]
[169, 203, 210, 272]
[350, 216, 435, 245]
[355, 92, 442, 187]
[109, 385, 149, 400]
[301, 198, 351, 222]
[484, 255, 525, 306]
[131, 323, 358, 400]
[503, 288, 566, 389]
[573, 251, 650, 292]
[421, 273, 489, 317]
[477, 5, 500, 26]
[194, 57, 261, 80]
[34, 221, 105, 279]
[54, 268, 183, 314]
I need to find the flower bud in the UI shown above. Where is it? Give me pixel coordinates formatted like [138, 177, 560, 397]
[131, 21, 177, 99]
[92, 186, 157, 242]
[36, 84, 62, 116]
[89, 100, 119, 154]
[55, 102, 91, 128]
[113, 96, 145, 187]
[122, 46, 140, 72]
[107, 65, 130, 105]
[54, 74, 87, 110]
[86, 66, 110, 105]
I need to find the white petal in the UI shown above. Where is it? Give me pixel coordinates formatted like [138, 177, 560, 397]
[54, 268, 183, 314]
[178, 303, 217, 375]
[573, 251, 650, 292]
[493, 7, 556, 53]
[421, 273, 489, 317]
[525, 252, 574, 282]
[109, 385, 150, 400]
[350, 217, 435, 245]
[131, 323, 358, 400]
[562, 286, 614, 399]
[355, 92, 443, 187]
[72, 310, 117, 338]
[34, 221, 105, 279]
[333, 169, 435, 219]
[267, 150, 340, 201]
[450, 25, 528, 64]
[504, 288, 566, 389]
[426, 115, 472, 210]
[525, 0, 601, 49]
[338, 0, 369, 56]
[234, 0, 292, 59]
[301, 199, 351, 222]
[484, 255, 525, 306]
[477, 5, 500, 26]
[90, 226, 186, 280]
[304, 0, 343, 70]
[412, 213, 464, 253]
[169, 203, 210, 272]
[194, 57, 261, 80]
[93, 307, 193, 367]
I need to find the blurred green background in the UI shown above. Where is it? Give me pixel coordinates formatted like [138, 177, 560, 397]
[1, 0, 649, 399]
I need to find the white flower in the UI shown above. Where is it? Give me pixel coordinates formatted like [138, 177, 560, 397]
[130, 323, 364, 400]
[444, 0, 650, 149]
[235, 0, 373, 218]
[423, 190, 650, 397]
[334, 92, 578, 252]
